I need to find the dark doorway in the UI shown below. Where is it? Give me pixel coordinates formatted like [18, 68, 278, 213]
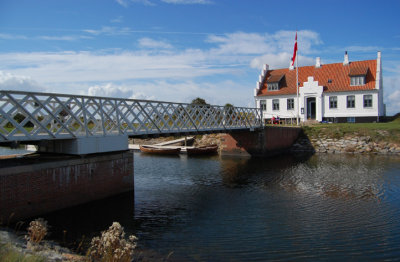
[307, 97, 316, 120]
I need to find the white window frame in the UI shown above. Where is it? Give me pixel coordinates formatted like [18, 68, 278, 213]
[287, 98, 294, 110]
[347, 95, 355, 108]
[272, 99, 279, 111]
[363, 94, 373, 108]
[260, 100, 266, 111]
[350, 76, 365, 86]
[329, 96, 337, 109]
[268, 82, 279, 91]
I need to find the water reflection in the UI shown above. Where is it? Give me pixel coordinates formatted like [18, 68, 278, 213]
[220, 154, 393, 201]
[278, 154, 387, 200]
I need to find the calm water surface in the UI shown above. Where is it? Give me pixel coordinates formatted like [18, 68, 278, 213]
[25, 151, 400, 261]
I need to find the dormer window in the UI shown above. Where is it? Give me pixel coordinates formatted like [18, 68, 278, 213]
[350, 76, 365, 86]
[349, 66, 368, 86]
[268, 82, 279, 91]
[266, 74, 284, 91]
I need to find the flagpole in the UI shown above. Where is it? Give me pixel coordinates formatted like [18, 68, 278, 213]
[296, 48, 299, 125]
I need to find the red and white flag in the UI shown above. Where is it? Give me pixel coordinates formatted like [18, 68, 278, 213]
[291, 32, 297, 66]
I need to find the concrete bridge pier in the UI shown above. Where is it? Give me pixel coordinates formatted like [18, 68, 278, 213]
[0, 150, 134, 223]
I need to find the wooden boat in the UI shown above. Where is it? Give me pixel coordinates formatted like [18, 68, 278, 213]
[139, 145, 181, 155]
[187, 144, 218, 156]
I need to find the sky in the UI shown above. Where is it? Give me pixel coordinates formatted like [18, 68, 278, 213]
[0, 0, 399, 115]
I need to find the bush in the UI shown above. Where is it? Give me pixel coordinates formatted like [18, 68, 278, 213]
[87, 222, 138, 262]
[25, 218, 48, 245]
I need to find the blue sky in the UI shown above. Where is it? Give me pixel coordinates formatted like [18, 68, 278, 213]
[0, 0, 399, 115]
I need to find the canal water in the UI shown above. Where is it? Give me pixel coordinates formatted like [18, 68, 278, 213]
[4, 149, 400, 261]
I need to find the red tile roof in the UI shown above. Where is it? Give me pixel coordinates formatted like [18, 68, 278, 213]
[256, 59, 377, 97]
[266, 74, 284, 83]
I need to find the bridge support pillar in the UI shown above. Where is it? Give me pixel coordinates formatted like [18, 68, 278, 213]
[37, 135, 129, 155]
[220, 127, 301, 156]
[0, 151, 134, 223]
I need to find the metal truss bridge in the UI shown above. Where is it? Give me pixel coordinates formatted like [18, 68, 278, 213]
[0, 90, 262, 154]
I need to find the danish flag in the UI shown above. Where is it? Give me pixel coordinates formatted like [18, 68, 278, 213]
[291, 32, 297, 66]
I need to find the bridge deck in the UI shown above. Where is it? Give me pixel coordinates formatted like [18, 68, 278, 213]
[0, 90, 262, 145]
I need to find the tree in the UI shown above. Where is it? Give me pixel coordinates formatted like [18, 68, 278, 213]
[190, 97, 208, 105]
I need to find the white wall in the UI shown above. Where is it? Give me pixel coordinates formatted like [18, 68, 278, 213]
[323, 90, 379, 118]
[256, 96, 298, 120]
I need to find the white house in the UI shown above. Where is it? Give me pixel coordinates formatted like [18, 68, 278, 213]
[254, 51, 385, 123]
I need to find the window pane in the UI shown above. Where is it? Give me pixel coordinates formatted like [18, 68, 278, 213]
[260, 100, 266, 110]
[329, 96, 337, 108]
[364, 95, 372, 107]
[287, 98, 294, 110]
[347, 96, 355, 108]
[273, 99, 279, 110]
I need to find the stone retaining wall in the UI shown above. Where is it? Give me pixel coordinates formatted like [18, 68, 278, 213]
[291, 135, 400, 155]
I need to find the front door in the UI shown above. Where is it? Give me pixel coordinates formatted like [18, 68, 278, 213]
[306, 97, 316, 120]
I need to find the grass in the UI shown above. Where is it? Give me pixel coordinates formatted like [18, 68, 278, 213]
[301, 118, 400, 144]
[0, 242, 45, 262]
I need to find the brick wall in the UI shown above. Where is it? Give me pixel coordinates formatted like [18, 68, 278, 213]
[0, 151, 134, 223]
[220, 127, 301, 156]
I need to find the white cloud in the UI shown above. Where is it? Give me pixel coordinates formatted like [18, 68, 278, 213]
[384, 74, 400, 116]
[37, 35, 83, 41]
[207, 30, 322, 57]
[250, 53, 315, 70]
[111, 16, 124, 23]
[0, 71, 44, 92]
[0, 29, 324, 108]
[85, 79, 251, 106]
[207, 32, 273, 55]
[344, 45, 381, 53]
[85, 80, 249, 106]
[0, 33, 27, 40]
[83, 26, 131, 36]
[138, 38, 172, 49]
[0, 50, 237, 85]
[88, 83, 155, 100]
[115, 0, 129, 7]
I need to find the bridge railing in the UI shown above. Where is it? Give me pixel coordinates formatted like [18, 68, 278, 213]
[0, 90, 262, 143]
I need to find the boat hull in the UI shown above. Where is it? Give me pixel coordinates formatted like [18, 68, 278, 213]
[139, 145, 181, 155]
[187, 145, 218, 156]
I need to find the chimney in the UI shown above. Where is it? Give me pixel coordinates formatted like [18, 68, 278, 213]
[343, 51, 349, 65]
[315, 57, 321, 68]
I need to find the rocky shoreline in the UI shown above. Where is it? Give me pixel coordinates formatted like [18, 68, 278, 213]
[134, 133, 400, 156]
[0, 228, 84, 262]
[291, 135, 400, 155]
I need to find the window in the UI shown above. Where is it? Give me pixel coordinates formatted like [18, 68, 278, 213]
[347, 95, 355, 108]
[350, 76, 365, 86]
[260, 100, 266, 111]
[347, 117, 355, 123]
[329, 96, 337, 109]
[268, 82, 279, 91]
[272, 99, 279, 111]
[287, 98, 294, 110]
[364, 95, 372, 108]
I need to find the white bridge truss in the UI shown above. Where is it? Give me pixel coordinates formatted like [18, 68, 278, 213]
[0, 91, 262, 148]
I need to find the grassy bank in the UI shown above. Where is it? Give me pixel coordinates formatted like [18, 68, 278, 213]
[0, 242, 45, 262]
[301, 117, 400, 144]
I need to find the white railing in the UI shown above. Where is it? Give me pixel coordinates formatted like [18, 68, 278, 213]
[0, 90, 262, 143]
